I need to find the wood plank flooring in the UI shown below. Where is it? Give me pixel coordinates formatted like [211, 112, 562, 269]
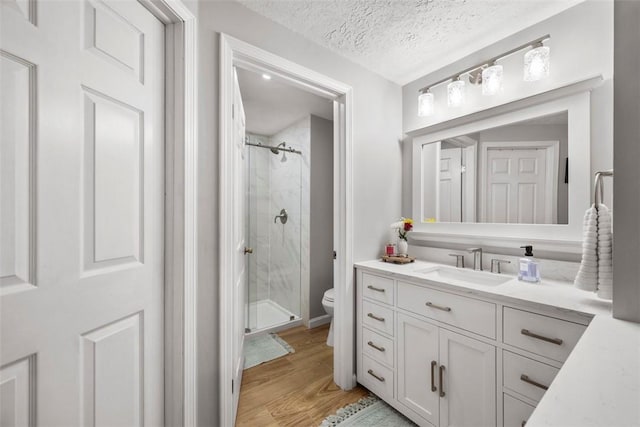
[236, 324, 369, 427]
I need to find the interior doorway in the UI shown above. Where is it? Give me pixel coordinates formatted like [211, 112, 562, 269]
[219, 34, 354, 426]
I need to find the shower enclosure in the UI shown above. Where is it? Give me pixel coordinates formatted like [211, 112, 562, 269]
[245, 134, 303, 334]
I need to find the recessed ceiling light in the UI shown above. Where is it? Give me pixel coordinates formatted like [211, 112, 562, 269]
[262, 73, 272, 80]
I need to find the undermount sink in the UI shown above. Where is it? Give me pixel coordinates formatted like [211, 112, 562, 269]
[417, 266, 512, 287]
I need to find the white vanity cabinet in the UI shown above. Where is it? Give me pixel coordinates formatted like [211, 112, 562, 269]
[397, 313, 496, 427]
[355, 265, 592, 427]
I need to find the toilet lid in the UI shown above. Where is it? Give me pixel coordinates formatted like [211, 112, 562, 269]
[324, 288, 335, 302]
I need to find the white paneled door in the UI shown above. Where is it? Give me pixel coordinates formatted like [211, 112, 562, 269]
[231, 68, 247, 422]
[438, 147, 462, 222]
[0, 1, 165, 425]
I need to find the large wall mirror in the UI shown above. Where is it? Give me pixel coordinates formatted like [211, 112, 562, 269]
[420, 111, 568, 225]
[411, 90, 593, 249]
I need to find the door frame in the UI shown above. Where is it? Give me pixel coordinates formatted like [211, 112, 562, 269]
[137, 1, 197, 426]
[219, 34, 354, 426]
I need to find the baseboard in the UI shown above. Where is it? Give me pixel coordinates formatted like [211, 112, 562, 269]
[309, 314, 332, 329]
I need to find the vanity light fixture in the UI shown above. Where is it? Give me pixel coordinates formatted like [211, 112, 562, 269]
[524, 41, 550, 81]
[418, 88, 435, 117]
[482, 62, 503, 96]
[447, 76, 465, 107]
[416, 34, 550, 116]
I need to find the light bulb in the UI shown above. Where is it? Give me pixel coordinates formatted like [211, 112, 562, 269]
[418, 90, 434, 117]
[482, 64, 503, 96]
[447, 79, 465, 107]
[524, 45, 550, 81]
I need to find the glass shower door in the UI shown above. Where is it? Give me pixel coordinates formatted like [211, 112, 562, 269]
[245, 134, 302, 333]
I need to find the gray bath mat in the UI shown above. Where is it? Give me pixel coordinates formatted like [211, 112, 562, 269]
[243, 333, 294, 369]
[320, 394, 416, 426]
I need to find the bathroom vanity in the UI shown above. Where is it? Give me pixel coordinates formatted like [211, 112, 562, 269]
[355, 259, 612, 427]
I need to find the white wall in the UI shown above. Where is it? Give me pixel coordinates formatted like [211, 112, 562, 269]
[183, 1, 403, 424]
[309, 115, 334, 319]
[613, 0, 640, 322]
[402, 0, 614, 249]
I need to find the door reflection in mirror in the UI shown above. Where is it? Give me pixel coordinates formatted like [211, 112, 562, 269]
[421, 111, 568, 224]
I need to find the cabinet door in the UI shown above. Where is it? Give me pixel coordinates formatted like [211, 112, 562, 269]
[397, 313, 440, 426]
[439, 329, 496, 427]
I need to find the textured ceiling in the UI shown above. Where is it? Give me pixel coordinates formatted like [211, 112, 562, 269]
[236, 0, 582, 85]
[236, 67, 333, 136]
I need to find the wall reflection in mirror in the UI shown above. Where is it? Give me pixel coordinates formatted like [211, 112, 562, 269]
[421, 112, 568, 224]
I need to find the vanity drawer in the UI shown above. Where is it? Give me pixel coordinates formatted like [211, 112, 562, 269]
[362, 272, 394, 305]
[362, 300, 394, 336]
[503, 307, 586, 362]
[360, 355, 394, 401]
[503, 350, 559, 403]
[503, 393, 535, 427]
[362, 326, 394, 367]
[397, 281, 496, 339]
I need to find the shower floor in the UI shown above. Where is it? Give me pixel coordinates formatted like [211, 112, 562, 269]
[246, 299, 301, 336]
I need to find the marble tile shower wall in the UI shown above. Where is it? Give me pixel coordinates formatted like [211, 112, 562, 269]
[270, 117, 310, 317]
[246, 117, 311, 320]
[247, 134, 272, 306]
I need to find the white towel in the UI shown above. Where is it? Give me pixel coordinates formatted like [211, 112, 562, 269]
[574, 205, 598, 292]
[597, 204, 613, 300]
[574, 204, 613, 300]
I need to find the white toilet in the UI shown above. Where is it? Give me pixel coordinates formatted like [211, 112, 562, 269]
[322, 288, 335, 346]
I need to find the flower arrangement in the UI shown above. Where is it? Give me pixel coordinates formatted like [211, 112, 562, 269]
[390, 217, 413, 241]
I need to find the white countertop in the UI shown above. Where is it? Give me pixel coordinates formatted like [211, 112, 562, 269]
[355, 259, 640, 427]
[527, 315, 640, 427]
[355, 259, 612, 318]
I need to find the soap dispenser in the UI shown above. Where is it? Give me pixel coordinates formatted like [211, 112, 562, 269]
[518, 245, 540, 283]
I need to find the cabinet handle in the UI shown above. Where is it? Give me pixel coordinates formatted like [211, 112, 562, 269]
[426, 302, 452, 312]
[430, 361, 437, 392]
[520, 374, 549, 390]
[367, 369, 385, 382]
[521, 329, 563, 346]
[367, 313, 385, 322]
[367, 285, 386, 292]
[439, 365, 446, 397]
[367, 341, 385, 352]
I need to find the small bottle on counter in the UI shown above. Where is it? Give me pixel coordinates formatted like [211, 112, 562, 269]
[385, 243, 397, 256]
[518, 245, 540, 283]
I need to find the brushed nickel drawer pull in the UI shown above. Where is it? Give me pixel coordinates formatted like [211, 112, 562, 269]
[367, 313, 385, 322]
[367, 285, 386, 292]
[521, 329, 563, 345]
[439, 365, 446, 397]
[367, 341, 385, 352]
[430, 361, 437, 392]
[426, 302, 452, 312]
[367, 369, 385, 382]
[520, 374, 549, 390]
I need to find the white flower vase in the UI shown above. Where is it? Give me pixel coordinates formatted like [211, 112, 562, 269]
[397, 239, 408, 256]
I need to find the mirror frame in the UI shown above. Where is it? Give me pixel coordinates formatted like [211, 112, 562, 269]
[411, 91, 591, 252]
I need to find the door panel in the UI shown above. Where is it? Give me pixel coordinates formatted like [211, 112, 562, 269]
[0, 1, 165, 424]
[231, 68, 247, 421]
[485, 147, 548, 224]
[439, 148, 462, 222]
[397, 314, 439, 425]
[439, 329, 496, 427]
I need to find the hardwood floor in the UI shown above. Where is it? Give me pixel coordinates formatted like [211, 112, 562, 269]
[236, 324, 369, 426]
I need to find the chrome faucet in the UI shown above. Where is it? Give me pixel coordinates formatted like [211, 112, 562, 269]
[467, 248, 483, 271]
